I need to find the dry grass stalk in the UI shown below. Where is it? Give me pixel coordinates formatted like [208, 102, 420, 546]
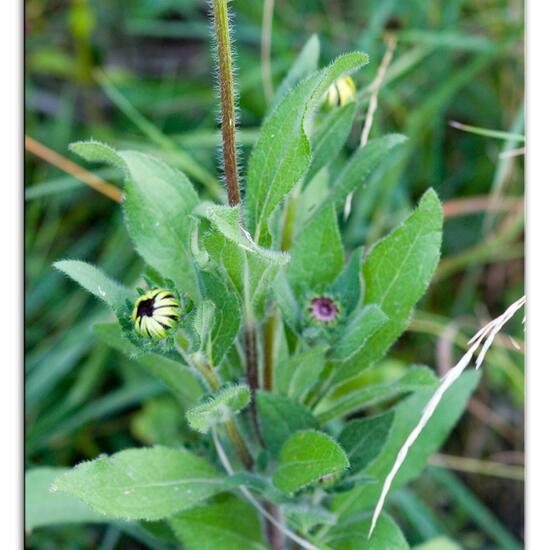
[368, 295, 526, 538]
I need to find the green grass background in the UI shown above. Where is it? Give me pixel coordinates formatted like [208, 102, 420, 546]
[25, 0, 524, 547]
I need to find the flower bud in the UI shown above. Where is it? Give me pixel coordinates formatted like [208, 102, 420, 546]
[132, 289, 181, 339]
[308, 296, 340, 325]
[325, 76, 356, 107]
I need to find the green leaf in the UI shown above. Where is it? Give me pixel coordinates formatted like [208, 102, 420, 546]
[271, 34, 320, 111]
[331, 305, 389, 362]
[25, 467, 103, 532]
[70, 140, 128, 174]
[54, 447, 224, 521]
[328, 248, 363, 315]
[275, 346, 327, 401]
[186, 385, 250, 434]
[332, 370, 480, 519]
[282, 503, 337, 533]
[273, 430, 349, 494]
[335, 189, 443, 382]
[193, 300, 216, 351]
[338, 411, 394, 474]
[307, 102, 356, 179]
[256, 391, 319, 455]
[326, 512, 409, 550]
[70, 142, 202, 300]
[196, 203, 288, 266]
[200, 270, 242, 364]
[120, 151, 201, 300]
[272, 271, 301, 332]
[313, 134, 407, 215]
[169, 493, 267, 550]
[246, 52, 369, 245]
[202, 218, 281, 318]
[93, 322, 203, 406]
[315, 366, 438, 424]
[287, 206, 345, 291]
[54, 260, 134, 308]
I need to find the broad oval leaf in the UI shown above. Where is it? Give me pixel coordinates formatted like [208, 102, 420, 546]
[326, 512, 409, 550]
[338, 411, 395, 474]
[53, 446, 224, 521]
[169, 493, 268, 550]
[273, 430, 349, 494]
[256, 391, 319, 455]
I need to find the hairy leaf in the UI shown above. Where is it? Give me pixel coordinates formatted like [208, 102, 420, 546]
[169, 494, 267, 550]
[54, 447, 224, 521]
[338, 411, 395, 474]
[331, 305, 389, 362]
[335, 189, 443, 382]
[287, 206, 345, 291]
[326, 512, 409, 550]
[186, 385, 250, 434]
[314, 134, 408, 215]
[256, 391, 319, 454]
[246, 52, 369, 245]
[54, 260, 133, 309]
[307, 102, 356, 179]
[200, 270, 242, 364]
[70, 142, 201, 300]
[273, 430, 349, 494]
[275, 346, 327, 401]
[332, 370, 480, 519]
[315, 366, 438, 423]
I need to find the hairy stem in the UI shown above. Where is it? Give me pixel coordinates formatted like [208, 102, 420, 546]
[262, 308, 277, 391]
[245, 324, 264, 446]
[225, 417, 254, 470]
[212, 0, 241, 206]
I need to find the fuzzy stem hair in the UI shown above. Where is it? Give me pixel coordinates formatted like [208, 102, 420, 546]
[212, 0, 241, 206]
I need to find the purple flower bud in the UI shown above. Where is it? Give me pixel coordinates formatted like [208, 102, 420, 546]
[309, 296, 340, 324]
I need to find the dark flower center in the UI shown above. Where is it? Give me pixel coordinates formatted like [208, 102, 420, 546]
[310, 297, 339, 323]
[137, 298, 155, 318]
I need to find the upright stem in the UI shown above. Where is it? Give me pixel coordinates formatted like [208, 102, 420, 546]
[245, 324, 265, 446]
[212, 0, 241, 206]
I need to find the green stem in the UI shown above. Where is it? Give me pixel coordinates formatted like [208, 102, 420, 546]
[212, 0, 241, 206]
[176, 336, 253, 469]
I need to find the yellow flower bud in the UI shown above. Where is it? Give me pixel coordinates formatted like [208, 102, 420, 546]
[132, 289, 181, 339]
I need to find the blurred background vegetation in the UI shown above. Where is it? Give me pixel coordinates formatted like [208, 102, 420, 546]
[25, 0, 524, 548]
